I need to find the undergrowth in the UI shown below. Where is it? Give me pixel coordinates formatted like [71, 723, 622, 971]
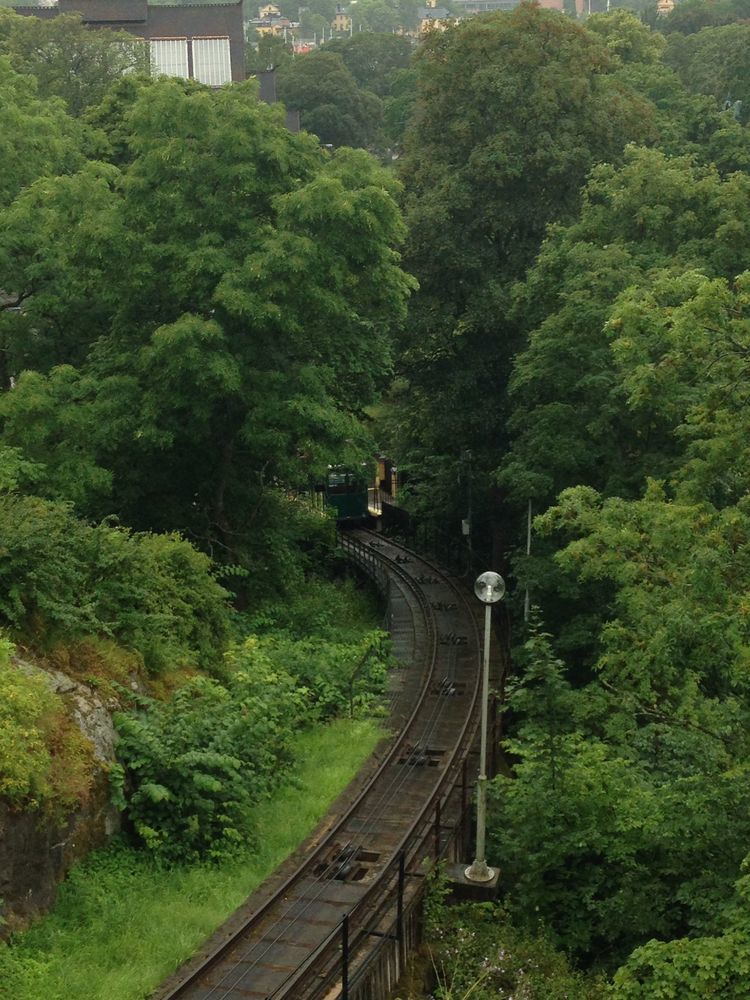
[411, 888, 607, 1000]
[112, 575, 391, 862]
[0, 718, 382, 1000]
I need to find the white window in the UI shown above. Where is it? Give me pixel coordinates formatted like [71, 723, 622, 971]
[150, 38, 189, 79]
[192, 37, 232, 87]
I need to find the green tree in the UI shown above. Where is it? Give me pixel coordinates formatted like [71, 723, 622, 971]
[499, 149, 750, 524]
[0, 10, 149, 116]
[246, 33, 293, 75]
[586, 9, 666, 65]
[324, 31, 413, 96]
[490, 730, 750, 965]
[0, 56, 82, 208]
[381, 65, 418, 148]
[0, 79, 413, 593]
[503, 617, 581, 790]
[489, 598, 750, 964]
[388, 4, 655, 550]
[286, 0, 337, 20]
[277, 49, 383, 147]
[352, 0, 403, 33]
[665, 22, 750, 123]
[537, 481, 750, 703]
[611, 865, 750, 999]
[660, 0, 750, 34]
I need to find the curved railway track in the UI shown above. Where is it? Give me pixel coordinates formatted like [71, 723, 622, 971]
[156, 530, 487, 1000]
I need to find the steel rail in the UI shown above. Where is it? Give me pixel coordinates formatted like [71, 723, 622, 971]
[158, 531, 445, 1000]
[275, 530, 483, 1000]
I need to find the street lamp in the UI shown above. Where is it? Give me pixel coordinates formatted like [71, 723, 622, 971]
[465, 570, 505, 883]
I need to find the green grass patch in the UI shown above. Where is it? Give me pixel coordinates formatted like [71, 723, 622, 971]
[0, 717, 382, 1000]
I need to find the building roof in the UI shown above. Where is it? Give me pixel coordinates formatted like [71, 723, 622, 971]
[12, 1, 246, 81]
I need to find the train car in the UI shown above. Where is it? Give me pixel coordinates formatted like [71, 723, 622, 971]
[324, 465, 370, 524]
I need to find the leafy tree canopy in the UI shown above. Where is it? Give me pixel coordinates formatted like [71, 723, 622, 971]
[1, 77, 413, 593]
[323, 31, 413, 96]
[352, 0, 405, 33]
[0, 55, 82, 207]
[499, 149, 750, 513]
[586, 8, 666, 65]
[0, 9, 148, 116]
[611, 867, 750, 1000]
[386, 5, 656, 546]
[665, 22, 750, 123]
[659, 0, 750, 33]
[276, 49, 383, 147]
[489, 617, 750, 967]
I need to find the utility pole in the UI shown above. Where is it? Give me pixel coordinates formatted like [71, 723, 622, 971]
[465, 571, 505, 883]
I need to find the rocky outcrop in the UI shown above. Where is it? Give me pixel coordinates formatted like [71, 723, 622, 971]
[0, 660, 122, 934]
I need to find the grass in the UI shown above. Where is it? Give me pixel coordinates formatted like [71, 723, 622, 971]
[0, 717, 382, 1000]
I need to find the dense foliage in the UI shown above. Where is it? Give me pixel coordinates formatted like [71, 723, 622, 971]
[114, 581, 390, 862]
[0, 20, 412, 599]
[115, 666, 304, 862]
[272, 33, 415, 153]
[423, 895, 606, 1000]
[383, 2, 750, 994]
[0, 719, 381, 1000]
[388, 5, 656, 551]
[276, 49, 383, 148]
[0, 5, 406, 867]
[0, 492, 229, 673]
[7, 1, 750, 993]
[0, 11, 148, 116]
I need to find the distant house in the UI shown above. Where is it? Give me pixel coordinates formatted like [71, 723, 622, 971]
[12, 0, 246, 85]
[259, 2, 281, 16]
[451, 0, 517, 12]
[418, 2, 455, 33]
[250, 13, 293, 37]
[331, 4, 351, 32]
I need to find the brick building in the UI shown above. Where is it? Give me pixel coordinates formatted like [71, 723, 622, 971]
[13, 1, 246, 85]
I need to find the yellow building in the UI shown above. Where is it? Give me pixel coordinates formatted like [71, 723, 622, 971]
[418, 4, 455, 34]
[331, 5, 352, 32]
[253, 13, 291, 37]
[259, 4, 282, 18]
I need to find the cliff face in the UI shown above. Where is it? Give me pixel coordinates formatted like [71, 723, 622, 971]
[0, 662, 121, 934]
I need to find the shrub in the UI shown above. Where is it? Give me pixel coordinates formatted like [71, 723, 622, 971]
[250, 632, 391, 720]
[423, 898, 606, 1000]
[0, 493, 230, 672]
[114, 649, 307, 862]
[90, 525, 231, 672]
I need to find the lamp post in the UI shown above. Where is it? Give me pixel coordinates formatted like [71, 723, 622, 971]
[465, 570, 505, 883]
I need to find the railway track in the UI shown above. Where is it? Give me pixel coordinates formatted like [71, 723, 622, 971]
[156, 530, 486, 1000]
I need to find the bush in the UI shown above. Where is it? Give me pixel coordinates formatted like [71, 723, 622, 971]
[251, 633, 390, 720]
[114, 649, 308, 862]
[0, 493, 230, 672]
[90, 525, 231, 672]
[422, 897, 606, 1000]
